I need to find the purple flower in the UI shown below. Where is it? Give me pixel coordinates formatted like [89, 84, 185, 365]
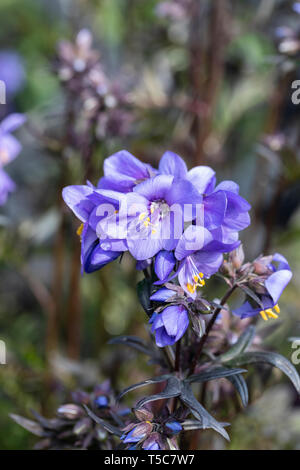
[165, 421, 182, 434]
[101, 173, 203, 261]
[150, 287, 177, 302]
[0, 169, 15, 205]
[150, 304, 189, 347]
[98, 150, 157, 193]
[0, 114, 26, 205]
[62, 184, 127, 273]
[142, 431, 164, 450]
[233, 253, 292, 320]
[0, 51, 25, 97]
[174, 225, 224, 298]
[121, 421, 152, 444]
[158, 151, 251, 237]
[293, 2, 300, 14]
[94, 395, 109, 408]
[143, 441, 160, 450]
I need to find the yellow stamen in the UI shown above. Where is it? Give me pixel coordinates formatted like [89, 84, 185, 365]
[77, 223, 84, 237]
[260, 310, 268, 321]
[266, 310, 278, 319]
[139, 212, 147, 221]
[260, 305, 280, 321]
[187, 283, 196, 294]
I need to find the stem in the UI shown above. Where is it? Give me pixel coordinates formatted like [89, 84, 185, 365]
[188, 284, 237, 376]
[175, 339, 181, 372]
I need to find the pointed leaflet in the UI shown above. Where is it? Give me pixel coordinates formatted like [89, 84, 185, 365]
[117, 375, 173, 401]
[227, 351, 300, 394]
[186, 367, 247, 384]
[108, 335, 155, 357]
[220, 326, 256, 363]
[238, 285, 264, 309]
[180, 383, 230, 440]
[10, 414, 45, 437]
[134, 376, 182, 409]
[83, 405, 123, 437]
[226, 373, 249, 407]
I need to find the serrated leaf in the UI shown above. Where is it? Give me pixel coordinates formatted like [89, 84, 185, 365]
[137, 278, 154, 317]
[220, 326, 256, 362]
[10, 414, 46, 437]
[180, 383, 230, 441]
[82, 405, 123, 437]
[108, 335, 155, 356]
[228, 351, 300, 394]
[186, 367, 247, 384]
[226, 373, 249, 407]
[134, 376, 181, 409]
[117, 375, 172, 401]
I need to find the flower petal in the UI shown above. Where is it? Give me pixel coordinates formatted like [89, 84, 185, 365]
[158, 151, 188, 178]
[186, 166, 216, 194]
[154, 250, 176, 280]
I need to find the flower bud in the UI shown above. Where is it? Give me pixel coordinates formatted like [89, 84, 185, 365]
[73, 417, 91, 435]
[229, 245, 245, 270]
[57, 404, 83, 420]
[134, 408, 154, 422]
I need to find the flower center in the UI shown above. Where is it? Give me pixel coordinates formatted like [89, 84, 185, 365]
[138, 200, 170, 235]
[186, 256, 205, 294]
[259, 304, 280, 321]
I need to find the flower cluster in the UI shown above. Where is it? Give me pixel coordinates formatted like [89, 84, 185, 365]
[56, 29, 132, 139]
[11, 380, 129, 450]
[63, 150, 252, 346]
[0, 114, 26, 205]
[121, 407, 182, 450]
[233, 253, 292, 321]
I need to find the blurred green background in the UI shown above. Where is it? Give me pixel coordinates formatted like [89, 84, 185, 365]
[0, 0, 299, 449]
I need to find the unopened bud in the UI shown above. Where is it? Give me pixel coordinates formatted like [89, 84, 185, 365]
[57, 404, 83, 420]
[134, 408, 154, 422]
[229, 245, 245, 270]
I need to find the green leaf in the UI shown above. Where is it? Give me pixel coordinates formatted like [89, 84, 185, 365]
[227, 351, 300, 394]
[180, 383, 230, 441]
[10, 414, 45, 437]
[137, 278, 154, 317]
[108, 335, 155, 356]
[238, 285, 264, 309]
[117, 375, 172, 401]
[135, 377, 181, 409]
[226, 373, 249, 407]
[220, 326, 256, 362]
[186, 367, 247, 384]
[83, 405, 123, 437]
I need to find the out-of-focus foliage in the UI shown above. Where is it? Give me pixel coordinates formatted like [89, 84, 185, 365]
[0, 0, 299, 449]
